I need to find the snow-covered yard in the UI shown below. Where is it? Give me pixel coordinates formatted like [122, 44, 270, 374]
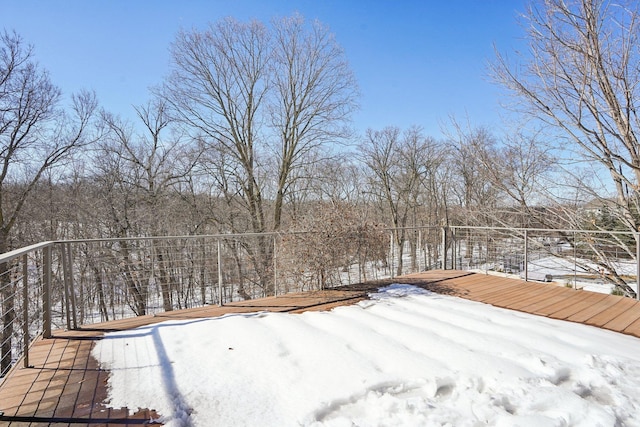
[92, 285, 640, 427]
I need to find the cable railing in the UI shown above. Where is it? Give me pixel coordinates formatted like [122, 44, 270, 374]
[0, 242, 53, 378]
[1, 225, 639, 379]
[448, 226, 640, 297]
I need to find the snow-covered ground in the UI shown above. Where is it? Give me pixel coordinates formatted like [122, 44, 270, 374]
[92, 284, 640, 427]
[526, 256, 639, 295]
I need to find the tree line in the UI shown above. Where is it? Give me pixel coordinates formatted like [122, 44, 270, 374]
[3, 1, 640, 260]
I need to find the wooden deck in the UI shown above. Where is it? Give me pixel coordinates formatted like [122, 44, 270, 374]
[408, 270, 640, 336]
[1, 270, 640, 425]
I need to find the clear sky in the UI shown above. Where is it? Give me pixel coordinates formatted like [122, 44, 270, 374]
[1, 0, 528, 139]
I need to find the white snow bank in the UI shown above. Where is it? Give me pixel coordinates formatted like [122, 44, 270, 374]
[92, 284, 640, 426]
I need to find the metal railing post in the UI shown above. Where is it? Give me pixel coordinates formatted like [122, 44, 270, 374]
[358, 232, 363, 283]
[67, 243, 78, 329]
[441, 226, 447, 270]
[524, 229, 528, 282]
[485, 230, 489, 275]
[451, 228, 456, 270]
[424, 228, 429, 271]
[389, 231, 395, 278]
[217, 238, 223, 306]
[273, 235, 278, 297]
[636, 232, 640, 300]
[574, 231, 577, 289]
[418, 229, 423, 272]
[42, 245, 52, 339]
[61, 244, 72, 330]
[22, 254, 29, 368]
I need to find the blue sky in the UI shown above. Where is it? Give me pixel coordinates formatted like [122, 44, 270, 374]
[1, 0, 527, 139]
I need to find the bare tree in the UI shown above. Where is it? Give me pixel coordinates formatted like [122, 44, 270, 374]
[95, 98, 199, 313]
[445, 122, 502, 223]
[269, 14, 358, 230]
[492, 0, 640, 226]
[1, 30, 98, 374]
[0, 31, 98, 250]
[162, 15, 357, 296]
[162, 16, 272, 294]
[313, 156, 365, 206]
[492, 0, 640, 296]
[163, 18, 271, 234]
[163, 15, 357, 233]
[360, 126, 443, 275]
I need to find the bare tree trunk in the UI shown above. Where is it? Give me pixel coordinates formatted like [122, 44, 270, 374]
[92, 266, 109, 322]
[119, 243, 147, 316]
[155, 248, 173, 312]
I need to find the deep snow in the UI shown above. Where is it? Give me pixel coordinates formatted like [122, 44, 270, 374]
[92, 285, 640, 426]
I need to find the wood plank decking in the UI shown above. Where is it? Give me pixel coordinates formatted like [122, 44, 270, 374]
[398, 270, 640, 336]
[1, 270, 639, 425]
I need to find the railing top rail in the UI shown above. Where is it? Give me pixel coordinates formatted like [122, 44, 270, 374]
[55, 226, 428, 246]
[0, 241, 54, 264]
[449, 226, 637, 236]
[0, 225, 636, 260]
[55, 232, 282, 245]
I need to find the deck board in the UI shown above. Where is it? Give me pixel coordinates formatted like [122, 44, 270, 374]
[508, 287, 568, 311]
[602, 300, 640, 331]
[1, 270, 640, 425]
[495, 285, 558, 307]
[496, 283, 559, 307]
[565, 294, 622, 323]
[515, 288, 575, 313]
[623, 317, 640, 336]
[474, 284, 531, 302]
[532, 289, 597, 317]
[550, 292, 610, 320]
[584, 298, 638, 328]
